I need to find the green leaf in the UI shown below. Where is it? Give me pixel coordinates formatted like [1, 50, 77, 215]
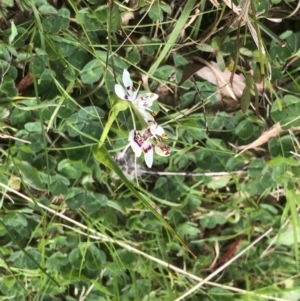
[0, 45, 10, 61]
[14, 160, 46, 191]
[64, 142, 88, 161]
[57, 159, 83, 179]
[80, 59, 103, 84]
[42, 16, 61, 33]
[235, 119, 254, 140]
[53, 37, 77, 57]
[197, 43, 214, 52]
[240, 75, 253, 113]
[127, 50, 141, 64]
[77, 9, 102, 31]
[25, 122, 44, 132]
[249, 158, 265, 177]
[65, 187, 85, 209]
[174, 53, 189, 67]
[80, 121, 102, 144]
[0, 81, 18, 97]
[23, 249, 42, 269]
[109, 3, 121, 32]
[147, 5, 163, 21]
[30, 56, 46, 75]
[46, 252, 68, 271]
[28, 133, 44, 152]
[57, 8, 70, 30]
[50, 175, 70, 196]
[39, 3, 57, 14]
[83, 192, 108, 214]
[85, 244, 106, 270]
[207, 176, 231, 190]
[8, 21, 18, 44]
[68, 48, 90, 70]
[78, 106, 105, 120]
[268, 135, 295, 157]
[177, 222, 200, 239]
[68, 247, 85, 269]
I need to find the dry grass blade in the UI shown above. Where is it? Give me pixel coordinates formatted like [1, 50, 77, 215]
[235, 123, 300, 156]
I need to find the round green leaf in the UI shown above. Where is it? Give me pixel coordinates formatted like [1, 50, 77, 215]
[77, 9, 102, 31]
[57, 159, 83, 179]
[0, 81, 18, 97]
[108, 4, 121, 32]
[14, 160, 46, 191]
[81, 59, 103, 84]
[80, 122, 102, 144]
[39, 3, 57, 14]
[46, 252, 68, 272]
[68, 48, 90, 70]
[64, 142, 88, 160]
[25, 122, 44, 132]
[65, 187, 85, 209]
[68, 247, 85, 269]
[30, 56, 46, 75]
[83, 192, 108, 214]
[42, 16, 61, 33]
[127, 50, 141, 64]
[235, 119, 254, 140]
[85, 245, 106, 270]
[268, 135, 294, 157]
[249, 158, 265, 177]
[28, 133, 44, 152]
[78, 106, 105, 120]
[57, 8, 70, 30]
[50, 175, 70, 196]
[23, 249, 42, 269]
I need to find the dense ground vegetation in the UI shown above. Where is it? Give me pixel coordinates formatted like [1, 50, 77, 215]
[1, 0, 300, 300]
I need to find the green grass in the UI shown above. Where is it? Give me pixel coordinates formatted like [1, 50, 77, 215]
[1, 0, 300, 300]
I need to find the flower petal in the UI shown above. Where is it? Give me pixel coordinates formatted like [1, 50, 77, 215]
[136, 92, 159, 106]
[155, 142, 171, 157]
[140, 110, 155, 123]
[123, 69, 133, 93]
[149, 121, 165, 137]
[129, 130, 144, 157]
[115, 84, 129, 100]
[143, 146, 154, 168]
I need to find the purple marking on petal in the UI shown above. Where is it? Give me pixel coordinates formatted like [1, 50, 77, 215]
[161, 145, 171, 155]
[124, 95, 129, 100]
[143, 144, 152, 153]
[133, 132, 145, 147]
[143, 128, 153, 139]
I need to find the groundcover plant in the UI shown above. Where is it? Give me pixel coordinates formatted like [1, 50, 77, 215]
[1, 0, 300, 300]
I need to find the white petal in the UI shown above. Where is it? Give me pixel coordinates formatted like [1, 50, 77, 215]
[128, 130, 135, 141]
[123, 69, 133, 91]
[153, 124, 165, 136]
[131, 140, 143, 157]
[144, 147, 154, 168]
[115, 84, 128, 100]
[123, 69, 137, 100]
[132, 84, 140, 100]
[140, 110, 155, 123]
[155, 142, 171, 157]
[129, 130, 143, 157]
[136, 92, 158, 105]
